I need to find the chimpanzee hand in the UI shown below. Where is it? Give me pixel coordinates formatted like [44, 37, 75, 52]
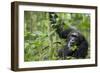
[49, 12, 58, 24]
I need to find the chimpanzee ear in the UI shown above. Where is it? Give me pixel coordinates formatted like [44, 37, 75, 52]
[79, 34, 85, 43]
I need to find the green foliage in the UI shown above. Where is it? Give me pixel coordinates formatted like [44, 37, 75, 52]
[24, 11, 90, 61]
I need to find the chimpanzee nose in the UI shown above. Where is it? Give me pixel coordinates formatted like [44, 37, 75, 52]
[70, 42, 74, 46]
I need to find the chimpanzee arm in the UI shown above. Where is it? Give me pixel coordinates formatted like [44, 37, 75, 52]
[73, 40, 88, 58]
[55, 26, 72, 39]
[49, 12, 72, 39]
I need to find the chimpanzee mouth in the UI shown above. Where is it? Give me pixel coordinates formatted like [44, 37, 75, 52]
[68, 42, 77, 51]
[68, 42, 75, 48]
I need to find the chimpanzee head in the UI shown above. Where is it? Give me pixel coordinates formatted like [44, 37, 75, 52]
[67, 31, 82, 51]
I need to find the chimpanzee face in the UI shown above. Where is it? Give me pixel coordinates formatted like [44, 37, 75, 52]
[67, 32, 80, 49]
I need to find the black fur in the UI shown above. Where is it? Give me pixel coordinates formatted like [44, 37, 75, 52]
[57, 30, 88, 59]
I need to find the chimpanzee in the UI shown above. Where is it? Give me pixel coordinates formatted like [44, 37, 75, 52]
[49, 12, 88, 59]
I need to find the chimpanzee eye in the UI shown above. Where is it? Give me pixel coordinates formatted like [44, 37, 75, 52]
[71, 35, 77, 38]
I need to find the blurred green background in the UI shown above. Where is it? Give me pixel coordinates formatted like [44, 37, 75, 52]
[24, 11, 90, 62]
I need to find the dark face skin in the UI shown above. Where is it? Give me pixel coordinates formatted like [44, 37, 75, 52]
[67, 32, 80, 49]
